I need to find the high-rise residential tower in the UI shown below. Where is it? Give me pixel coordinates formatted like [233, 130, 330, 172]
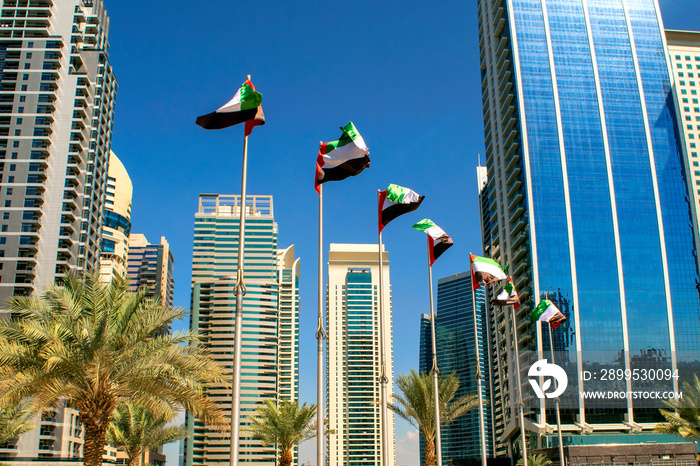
[99, 151, 132, 282]
[0, 0, 116, 306]
[126, 234, 174, 308]
[478, 0, 699, 456]
[419, 272, 492, 463]
[327, 243, 394, 466]
[185, 194, 300, 466]
[666, 29, 700, 247]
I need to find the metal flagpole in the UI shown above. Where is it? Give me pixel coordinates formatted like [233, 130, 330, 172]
[469, 260, 487, 466]
[230, 132, 250, 466]
[315, 183, 327, 466]
[428, 255, 443, 466]
[377, 191, 389, 466]
[510, 304, 527, 466]
[548, 322, 565, 466]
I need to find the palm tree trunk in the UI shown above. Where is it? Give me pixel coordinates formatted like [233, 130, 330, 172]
[424, 438, 436, 466]
[280, 448, 293, 466]
[83, 421, 108, 466]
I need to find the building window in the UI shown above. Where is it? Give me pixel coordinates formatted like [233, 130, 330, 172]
[22, 74, 28, 81]
[2, 213, 8, 220]
[4, 201, 10, 207]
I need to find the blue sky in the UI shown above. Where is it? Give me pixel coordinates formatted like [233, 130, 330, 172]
[103, 1, 700, 464]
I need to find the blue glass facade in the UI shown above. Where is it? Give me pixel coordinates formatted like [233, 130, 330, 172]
[419, 272, 492, 461]
[479, 0, 700, 453]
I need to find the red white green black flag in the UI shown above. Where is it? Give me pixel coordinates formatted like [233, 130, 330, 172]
[469, 253, 508, 289]
[531, 299, 566, 328]
[315, 122, 370, 193]
[196, 77, 265, 135]
[378, 184, 424, 233]
[412, 219, 453, 266]
[491, 277, 520, 308]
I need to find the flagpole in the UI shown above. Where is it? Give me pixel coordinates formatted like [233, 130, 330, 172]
[230, 132, 249, 466]
[470, 256, 487, 466]
[377, 191, 390, 466]
[510, 304, 527, 466]
[428, 254, 443, 466]
[548, 322, 565, 466]
[315, 182, 327, 466]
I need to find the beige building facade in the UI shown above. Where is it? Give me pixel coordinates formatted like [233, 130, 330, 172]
[327, 244, 394, 466]
[666, 29, 700, 248]
[99, 151, 132, 282]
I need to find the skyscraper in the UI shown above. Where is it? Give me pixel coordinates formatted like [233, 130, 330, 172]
[478, 0, 699, 455]
[99, 151, 132, 282]
[0, 0, 116, 306]
[327, 244, 394, 466]
[126, 234, 174, 308]
[418, 272, 493, 463]
[0, 1, 116, 462]
[185, 194, 300, 466]
[666, 29, 700, 247]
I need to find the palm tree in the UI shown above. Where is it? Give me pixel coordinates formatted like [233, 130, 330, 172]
[107, 402, 188, 466]
[0, 272, 228, 466]
[0, 398, 35, 445]
[516, 453, 552, 466]
[655, 374, 700, 440]
[389, 370, 480, 466]
[247, 399, 317, 466]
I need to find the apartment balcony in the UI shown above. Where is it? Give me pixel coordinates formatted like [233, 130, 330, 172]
[513, 256, 530, 277]
[508, 203, 525, 224]
[509, 217, 527, 236]
[512, 244, 529, 262]
[17, 248, 37, 259]
[72, 107, 87, 119]
[514, 273, 531, 292]
[506, 179, 522, 200]
[57, 239, 73, 250]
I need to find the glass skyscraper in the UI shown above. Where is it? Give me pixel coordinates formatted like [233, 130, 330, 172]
[478, 0, 700, 456]
[185, 194, 300, 466]
[419, 272, 493, 463]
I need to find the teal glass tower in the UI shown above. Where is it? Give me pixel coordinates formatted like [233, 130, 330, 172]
[185, 194, 300, 466]
[419, 272, 492, 463]
[478, 0, 700, 455]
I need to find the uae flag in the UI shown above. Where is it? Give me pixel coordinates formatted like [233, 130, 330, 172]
[196, 77, 265, 135]
[378, 184, 424, 233]
[315, 122, 370, 193]
[412, 219, 453, 266]
[491, 277, 520, 308]
[531, 299, 567, 328]
[470, 253, 507, 289]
